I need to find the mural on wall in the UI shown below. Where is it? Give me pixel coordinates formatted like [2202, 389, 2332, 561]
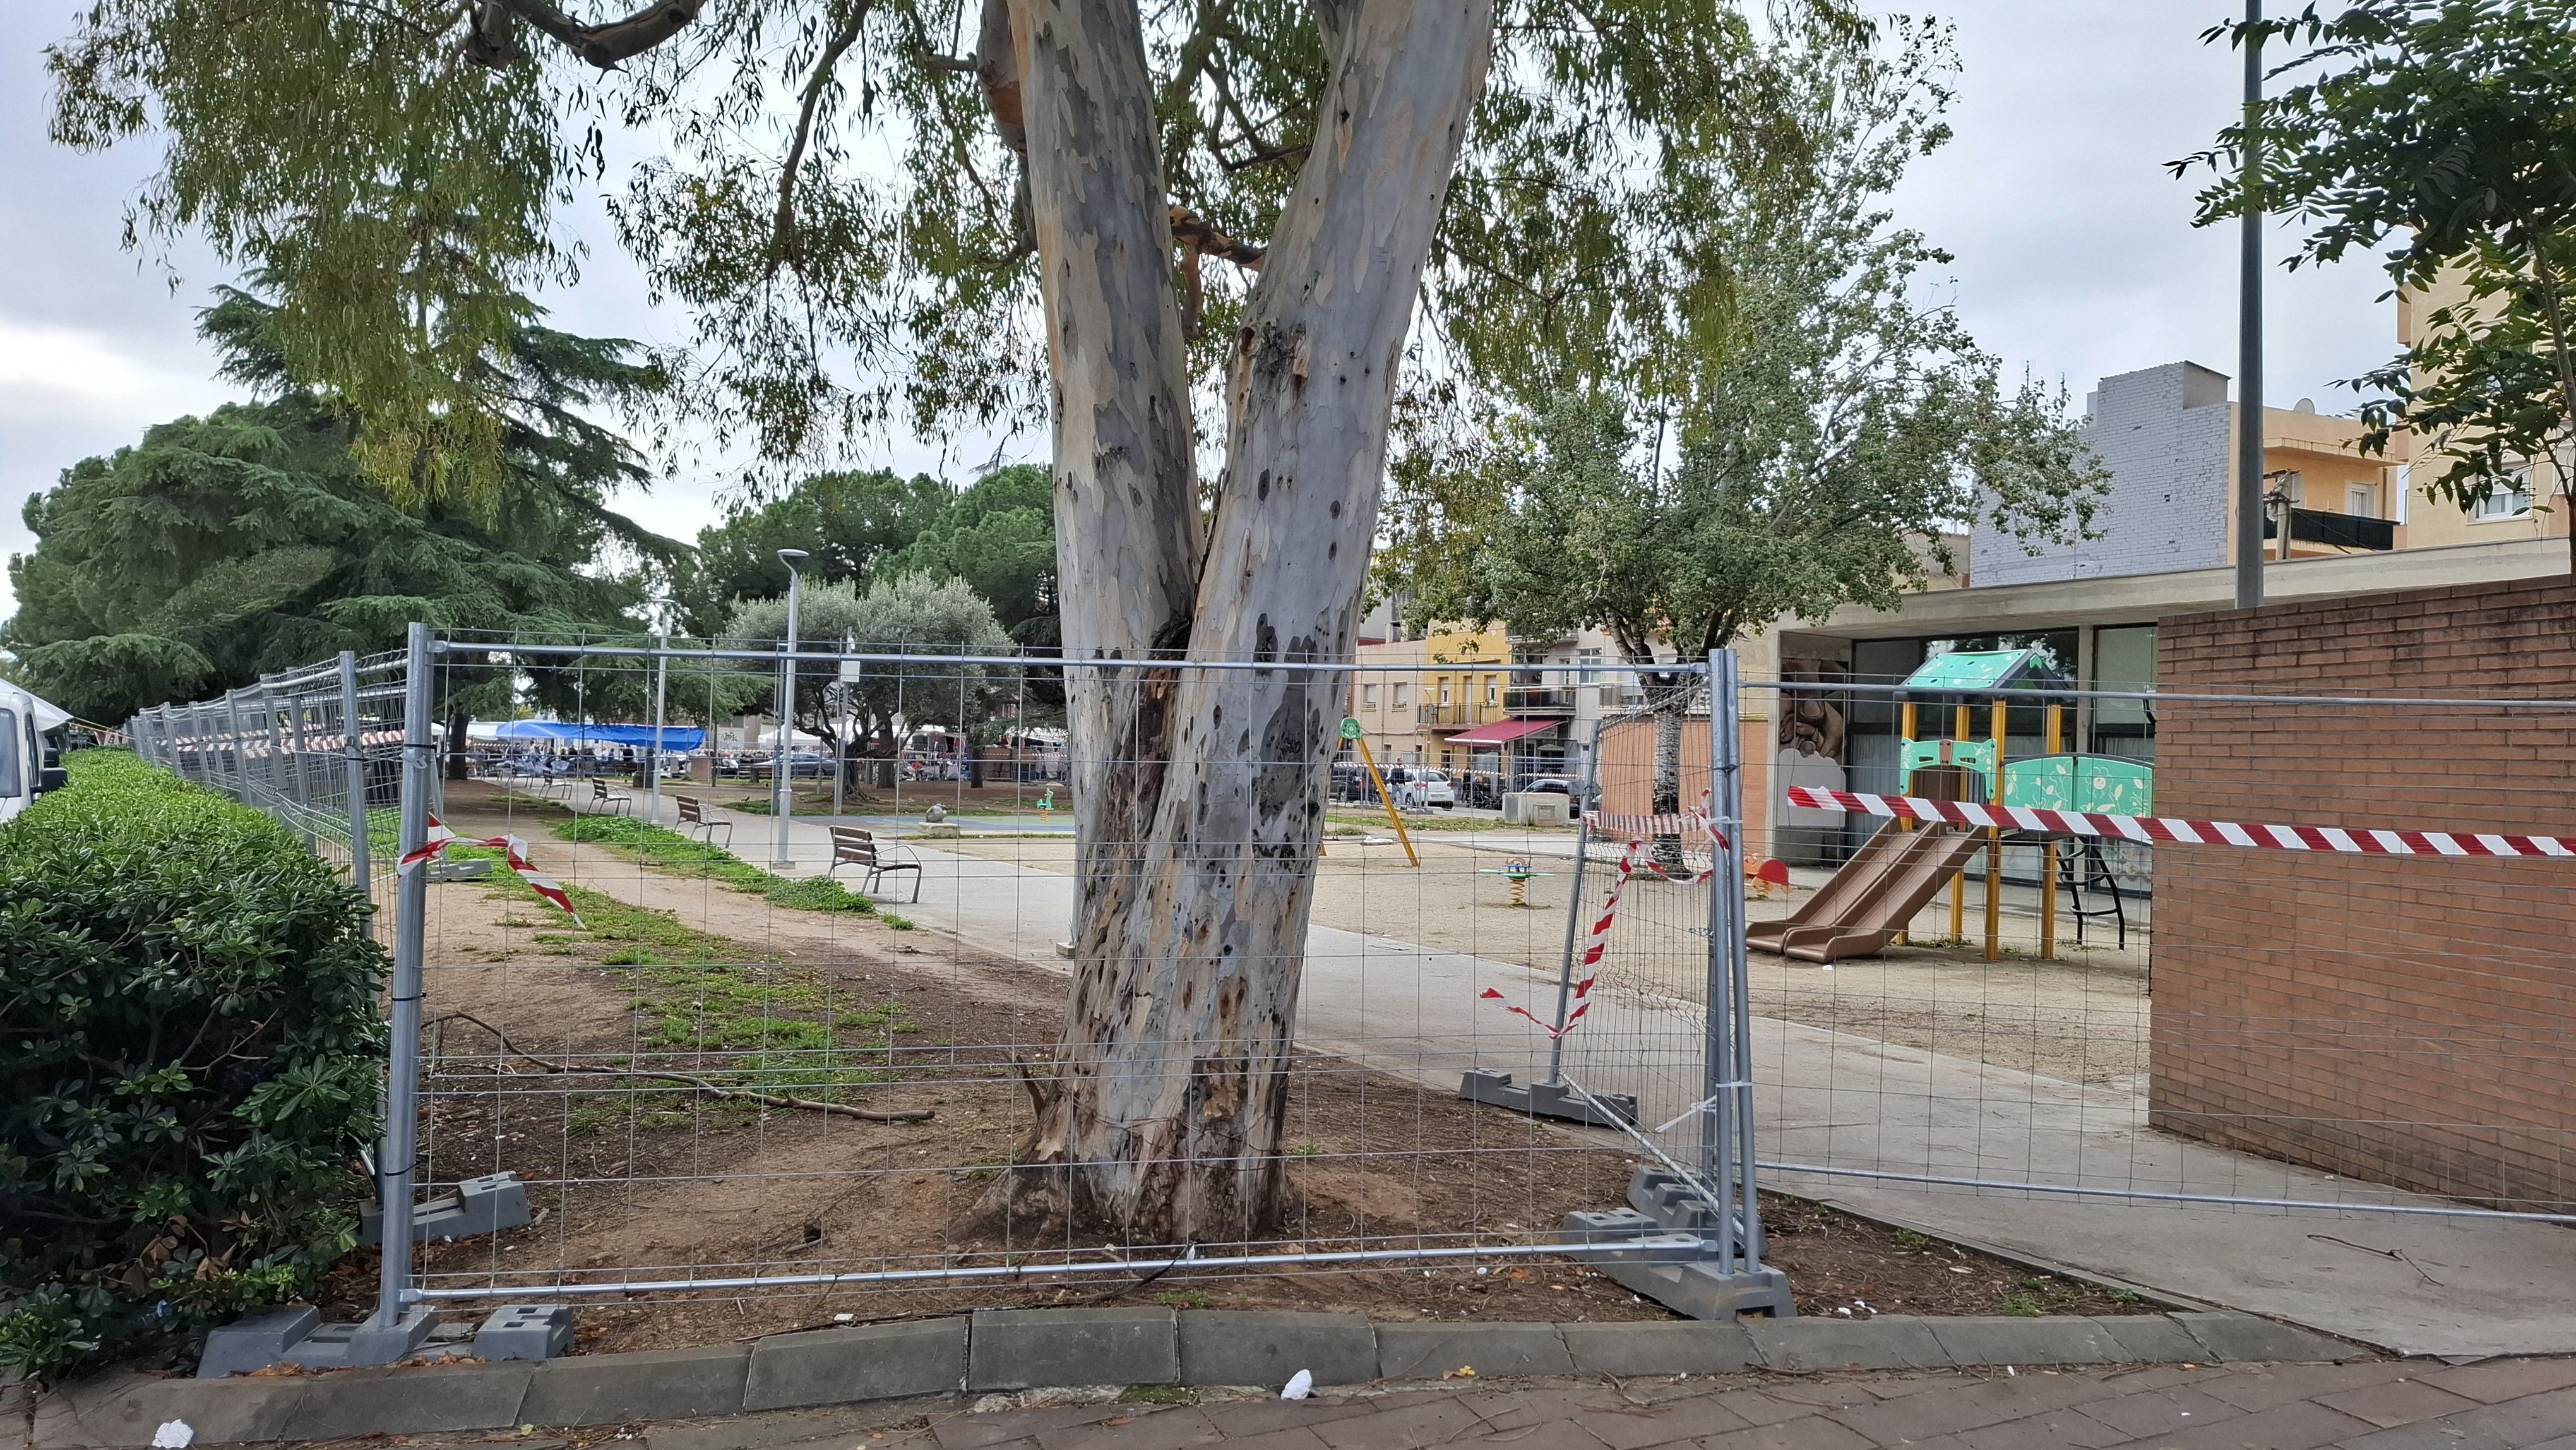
[1776, 658, 1851, 843]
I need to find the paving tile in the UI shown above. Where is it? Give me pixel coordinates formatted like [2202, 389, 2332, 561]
[1217, 1429, 1334, 1450]
[1852, 1374, 1981, 1400]
[2418, 1358, 2576, 1405]
[1562, 1396, 1755, 1450]
[2066, 1384, 2245, 1441]
[2141, 1398, 2374, 1449]
[1457, 1419, 1613, 1450]
[1311, 1397, 1489, 1450]
[1034, 1406, 1223, 1450]
[1457, 1388, 1600, 1425]
[934, 1405, 1136, 1450]
[2195, 1362, 2413, 1413]
[1705, 1393, 1826, 1430]
[1953, 1410, 2132, 1450]
[2310, 1375, 2485, 1429]
[1821, 1373, 2135, 1446]
[2331, 1386, 2576, 1450]
[1201, 1401, 1382, 1437]
[1687, 1417, 1874, 1450]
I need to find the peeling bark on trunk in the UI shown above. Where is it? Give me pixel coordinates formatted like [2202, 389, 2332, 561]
[993, 0, 1490, 1242]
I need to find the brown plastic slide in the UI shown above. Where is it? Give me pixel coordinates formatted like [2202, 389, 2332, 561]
[1746, 822, 1988, 963]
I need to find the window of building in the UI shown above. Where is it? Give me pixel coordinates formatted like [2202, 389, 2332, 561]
[1362, 684, 1379, 707]
[2346, 482, 2376, 518]
[1484, 677, 1498, 706]
[1393, 683, 1410, 708]
[1439, 680, 1451, 707]
[2477, 473, 2534, 520]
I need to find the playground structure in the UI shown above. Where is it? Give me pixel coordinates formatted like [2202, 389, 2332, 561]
[1750, 649, 2153, 964]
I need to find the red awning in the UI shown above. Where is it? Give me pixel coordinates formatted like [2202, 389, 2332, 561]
[1443, 717, 1560, 748]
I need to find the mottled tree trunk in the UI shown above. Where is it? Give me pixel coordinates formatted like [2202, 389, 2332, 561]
[989, 0, 1489, 1240]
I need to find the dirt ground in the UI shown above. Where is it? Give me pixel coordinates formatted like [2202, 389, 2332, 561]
[336, 787, 2150, 1353]
[934, 834, 2152, 1085]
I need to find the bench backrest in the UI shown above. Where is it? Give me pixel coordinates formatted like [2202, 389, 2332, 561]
[592, 778, 612, 798]
[677, 795, 703, 823]
[830, 826, 876, 864]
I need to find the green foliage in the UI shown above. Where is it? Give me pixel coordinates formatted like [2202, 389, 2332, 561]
[45, 0, 1869, 480]
[1381, 30, 2102, 662]
[679, 470, 956, 632]
[551, 813, 902, 919]
[0, 753, 386, 1381]
[1, 296, 683, 724]
[723, 574, 1018, 760]
[2180, 0, 2576, 531]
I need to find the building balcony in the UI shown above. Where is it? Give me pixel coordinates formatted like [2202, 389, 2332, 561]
[1503, 686, 1579, 716]
[2265, 506, 2395, 553]
[1420, 702, 1498, 728]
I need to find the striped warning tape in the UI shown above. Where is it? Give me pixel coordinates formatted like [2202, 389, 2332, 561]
[165, 730, 402, 753]
[1486, 807, 1720, 1040]
[1784, 786, 2576, 860]
[398, 813, 585, 924]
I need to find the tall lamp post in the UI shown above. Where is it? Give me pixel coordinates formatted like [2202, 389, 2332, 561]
[647, 595, 674, 824]
[773, 549, 808, 866]
[2234, 0, 2267, 611]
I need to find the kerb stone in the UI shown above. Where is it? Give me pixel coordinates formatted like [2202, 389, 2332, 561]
[2092, 1315, 2209, 1363]
[1558, 1322, 1756, 1377]
[744, 1319, 967, 1410]
[521, 1344, 752, 1425]
[1925, 1317, 2121, 1367]
[2173, 1313, 2361, 1364]
[1748, 1316, 1950, 1372]
[283, 1362, 534, 1439]
[1374, 1322, 1573, 1382]
[1178, 1312, 1376, 1388]
[966, 1308, 1178, 1391]
[48, 1374, 306, 1448]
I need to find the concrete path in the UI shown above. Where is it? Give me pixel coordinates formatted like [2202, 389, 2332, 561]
[647, 799, 2576, 1358]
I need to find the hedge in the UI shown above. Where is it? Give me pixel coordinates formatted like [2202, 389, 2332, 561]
[0, 752, 386, 1381]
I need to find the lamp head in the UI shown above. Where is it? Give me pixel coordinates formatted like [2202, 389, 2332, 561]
[777, 548, 811, 571]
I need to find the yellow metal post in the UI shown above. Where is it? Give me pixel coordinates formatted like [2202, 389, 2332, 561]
[1984, 700, 2005, 962]
[2040, 704, 2063, 959]
[1948, 704, 1969, 944]
[1353, 734, 1421, 868]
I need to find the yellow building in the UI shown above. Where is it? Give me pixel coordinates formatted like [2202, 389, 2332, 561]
[2387, 275, 2570, 551]
[1345, 625, 1512, 769]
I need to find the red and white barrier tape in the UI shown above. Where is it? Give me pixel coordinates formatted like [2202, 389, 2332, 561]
[1484, 818, 1720, 1040]
[398, 813, 585, 923]
[1784, 786, 2576, 860]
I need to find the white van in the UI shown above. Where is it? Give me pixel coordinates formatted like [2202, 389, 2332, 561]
[0, 681, 71, 825]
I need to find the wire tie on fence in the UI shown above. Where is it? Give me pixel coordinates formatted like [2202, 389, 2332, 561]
[1652, 1084, 1754, 1135]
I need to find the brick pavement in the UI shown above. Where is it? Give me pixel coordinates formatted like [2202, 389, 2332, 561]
[609, 1359, 2576, 1450]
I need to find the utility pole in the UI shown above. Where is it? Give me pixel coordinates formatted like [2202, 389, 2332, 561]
[2234, 0, 2267, 611]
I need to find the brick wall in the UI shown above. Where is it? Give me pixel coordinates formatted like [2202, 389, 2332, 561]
[1973, 361, 2232, 587]
[2152, 575, 2576, 1207]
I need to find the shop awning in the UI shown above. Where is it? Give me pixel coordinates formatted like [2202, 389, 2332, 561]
[1443, 717, 1560, 748]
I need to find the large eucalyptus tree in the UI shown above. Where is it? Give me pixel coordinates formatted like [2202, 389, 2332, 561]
[51, 0, 1840, 1238]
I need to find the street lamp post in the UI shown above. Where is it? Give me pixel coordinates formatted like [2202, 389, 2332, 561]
[773, 549, 808, 866]
[832, 633, 857, 821]
[2234, 0, 2267, 612]
[647, 596, 674, 824]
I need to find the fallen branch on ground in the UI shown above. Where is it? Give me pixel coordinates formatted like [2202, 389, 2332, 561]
[431, 1011, 935, 1123]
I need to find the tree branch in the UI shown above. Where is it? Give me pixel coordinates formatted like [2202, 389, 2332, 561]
[773, 1, 876, 267]
[1167, 206, 1265, 269]
[470, 0, 708, 70]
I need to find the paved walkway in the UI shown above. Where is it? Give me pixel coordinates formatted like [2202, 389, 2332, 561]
[613, 1361, 2576, 1450]
[625, 798, 2576, 1358]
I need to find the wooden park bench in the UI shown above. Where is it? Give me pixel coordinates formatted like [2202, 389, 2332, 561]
[828, 825, 922, 903]
[675, 794, 732, 849]
[589, 777, 633, 816]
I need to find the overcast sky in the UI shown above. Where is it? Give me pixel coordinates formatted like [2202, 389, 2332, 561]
[0, 1, 2395, 628]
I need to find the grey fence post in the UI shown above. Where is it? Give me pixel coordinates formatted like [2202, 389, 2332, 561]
[1703, 648, 1767, 1271]
[340, 650, 374, 939]
[222, 689, 251, 803]
[1541, 714, 1608, 1086]
[354, 623, 437, 1361]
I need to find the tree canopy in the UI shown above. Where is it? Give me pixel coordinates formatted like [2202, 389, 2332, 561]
[2179, 0, 2576, 563]
[722, 573, 1017, 758]
[1, 294, 681, 723]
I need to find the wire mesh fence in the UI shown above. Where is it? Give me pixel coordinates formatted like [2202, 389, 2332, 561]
[114, 628, 2576, 1362]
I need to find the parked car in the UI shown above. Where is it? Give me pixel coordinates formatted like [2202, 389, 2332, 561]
[746, 751, 835, 781]
[1413, 769, 1457, 808]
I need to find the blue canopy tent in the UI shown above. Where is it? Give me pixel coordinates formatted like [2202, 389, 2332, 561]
[489, 721, 707, 751]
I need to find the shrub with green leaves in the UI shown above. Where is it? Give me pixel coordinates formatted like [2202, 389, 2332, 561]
[0, 752, 386, 1381]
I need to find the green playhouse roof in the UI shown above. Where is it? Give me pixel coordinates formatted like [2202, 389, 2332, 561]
[1900, 648, 2069, 696]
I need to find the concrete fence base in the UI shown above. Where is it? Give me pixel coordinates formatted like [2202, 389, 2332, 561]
[23, 1309, 2361, 1449]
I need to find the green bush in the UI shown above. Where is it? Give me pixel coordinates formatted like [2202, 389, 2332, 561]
[0, 752, 386, 1381]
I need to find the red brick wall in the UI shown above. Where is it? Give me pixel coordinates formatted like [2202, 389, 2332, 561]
[2152, 575, 2576, 1207]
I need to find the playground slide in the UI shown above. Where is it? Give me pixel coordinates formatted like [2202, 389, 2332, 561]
[1746, 822, 1988, 964]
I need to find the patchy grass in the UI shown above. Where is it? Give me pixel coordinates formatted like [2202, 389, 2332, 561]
[551, 814, 910, 923]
